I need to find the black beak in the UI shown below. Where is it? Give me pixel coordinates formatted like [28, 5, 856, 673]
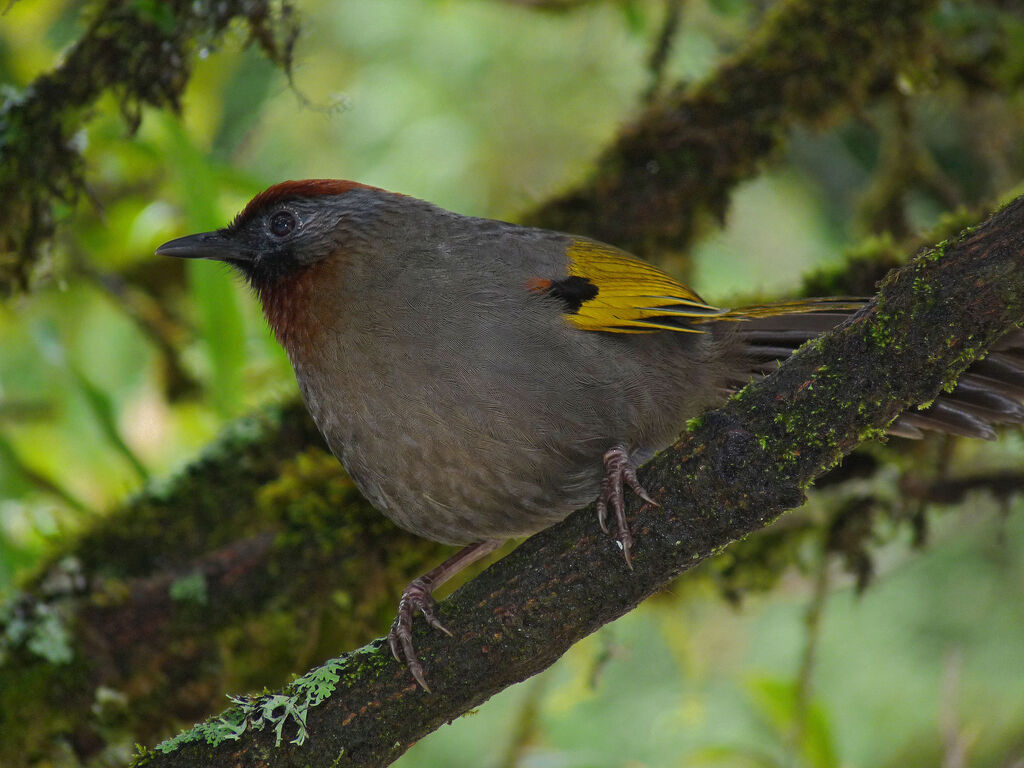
[156, 231, 253, 263]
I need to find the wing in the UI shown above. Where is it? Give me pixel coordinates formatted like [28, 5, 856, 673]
[526, 239, 864, 335]
[539, 240, 726, 334]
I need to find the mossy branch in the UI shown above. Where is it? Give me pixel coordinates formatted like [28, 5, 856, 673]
[0, 224, 982, 764]
[0, 403, 449, 766]
[526, 0, 937, 257]
[0, 0, 298, 295]
[135, 194, 1024, 768]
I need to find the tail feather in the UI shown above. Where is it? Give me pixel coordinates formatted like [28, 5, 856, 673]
[943, 378, 1024, 421]
[895, 401, 998, 440]
[956, 371, 1024, 401]
[972, 353, 1024, 389]
[886, 421, 925, 440]
[709, 297, 866, 322]
[728, 303, 1024, 441]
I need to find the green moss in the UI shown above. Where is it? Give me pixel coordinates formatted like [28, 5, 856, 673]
[927, 207, 980, 247]
[24, 609, 72, 665]
[912, 275, 934, 299]
[257, 448, 357, 554]
[169, 570, 208, 605]
[855, 424, 890, 444]
[61, 401, 319, 579]
[801, 233, 902, 297]
[0, 645, 94, 766]
[1, 0, 301, 295]
[707, 519, 817, 600]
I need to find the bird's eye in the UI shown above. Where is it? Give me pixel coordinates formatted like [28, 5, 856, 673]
[269, 210, 297, 238]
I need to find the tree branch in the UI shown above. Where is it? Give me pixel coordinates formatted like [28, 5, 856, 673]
[137, 195, 1024, 768]
[0, 403, 449, 765]
[525, 0, 938, 257]
[0, 0, 298, 295]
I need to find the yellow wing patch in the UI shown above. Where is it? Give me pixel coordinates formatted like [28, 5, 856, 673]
[563, 240, 724, 334]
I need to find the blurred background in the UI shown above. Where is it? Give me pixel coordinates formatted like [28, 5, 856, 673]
[2, 1, 1024, 766]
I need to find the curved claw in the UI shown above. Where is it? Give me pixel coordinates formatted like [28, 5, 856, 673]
[386, 540, 503, 692]
[388, 577, 450, 692]
[598, 446, 659, 568]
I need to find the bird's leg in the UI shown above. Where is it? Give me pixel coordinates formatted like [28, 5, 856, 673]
[596, 445, 658, 569]
[389, 539, 503, 691]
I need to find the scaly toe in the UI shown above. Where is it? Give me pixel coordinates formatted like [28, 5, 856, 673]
[419, 601, 452, 637]
[599, 445, 655, 567]
[388, 578, 445, 691]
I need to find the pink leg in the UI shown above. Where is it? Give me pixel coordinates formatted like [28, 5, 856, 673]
[595, 445, 658, 569]
[389, 539, 503, 691]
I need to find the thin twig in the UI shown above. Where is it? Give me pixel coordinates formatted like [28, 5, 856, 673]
[645, 0, 684, 103]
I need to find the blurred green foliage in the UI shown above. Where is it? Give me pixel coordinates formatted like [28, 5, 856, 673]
[2, 0, 1024, 766]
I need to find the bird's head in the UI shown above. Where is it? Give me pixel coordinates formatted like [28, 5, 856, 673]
[158, 179, 397, 352]
[156, 179, 392, 290]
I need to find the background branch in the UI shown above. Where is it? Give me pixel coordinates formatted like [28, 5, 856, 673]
[0, 0, 298, 295]
[0, 403, 451, 765]
[525, 0, 937, 258]
[0, 0, 939, 292]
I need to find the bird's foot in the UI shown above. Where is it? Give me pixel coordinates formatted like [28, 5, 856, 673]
[387, 540, 503, 691]
[596, 445, 658, 568]
[388, 576, 451, 692]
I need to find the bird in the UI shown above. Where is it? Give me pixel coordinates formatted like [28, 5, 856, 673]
[157, 179, 1024, 690]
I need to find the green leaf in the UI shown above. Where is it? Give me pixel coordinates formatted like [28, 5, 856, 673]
[129, 0, 177, 34]
[68, 364, 149, 482]
[746, 677, 839, 768]
[162, 117, 248, 417]
[619, 0, 648, 34]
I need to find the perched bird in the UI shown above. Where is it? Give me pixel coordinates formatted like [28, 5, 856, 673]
[158, 179, 1024, 689]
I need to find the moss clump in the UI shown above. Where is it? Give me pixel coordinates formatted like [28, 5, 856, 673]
[801, 234, 903, 298]
[0, 595, 73, 666]
[169, 571, 208, 606]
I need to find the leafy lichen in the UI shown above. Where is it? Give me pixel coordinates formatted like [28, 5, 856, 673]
[147, 649, 386, 757]
[152, 708, 248, 754]
[0, 595, 73, 666]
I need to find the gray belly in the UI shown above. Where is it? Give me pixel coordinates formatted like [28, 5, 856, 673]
[293, 319, 732, 546]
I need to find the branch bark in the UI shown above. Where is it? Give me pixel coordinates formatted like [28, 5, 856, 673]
[137, 195, 1024, 768]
